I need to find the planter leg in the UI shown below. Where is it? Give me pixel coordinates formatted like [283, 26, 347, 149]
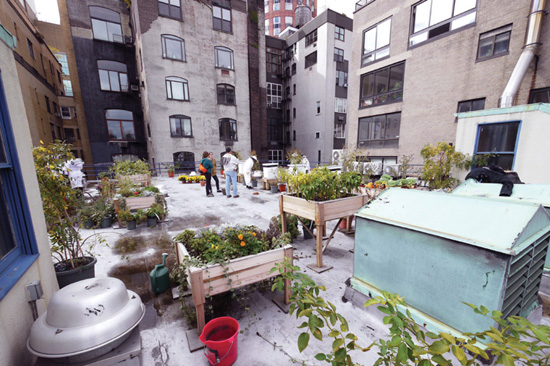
[189, 269, 206, 333]
[279, 195, 287, 234]
[307, 223, 333, 274]
[283, 247, 293, 304]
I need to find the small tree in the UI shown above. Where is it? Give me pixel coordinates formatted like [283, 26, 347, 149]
[420, 142, 471, 190]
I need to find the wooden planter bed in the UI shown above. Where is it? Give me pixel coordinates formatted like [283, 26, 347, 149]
[175, 243, 294, 333]
[113, 196, 156, 226]
[117, 174, 151, 187]
[279, 194, 369, 272]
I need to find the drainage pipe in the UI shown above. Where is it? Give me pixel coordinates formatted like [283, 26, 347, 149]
[499, 0, 546, 108]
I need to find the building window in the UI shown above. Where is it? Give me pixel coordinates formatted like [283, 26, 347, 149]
[106, 109, 135, 141]
[285, 0, 293, 10]
[285, 16, 293, 27]
[162, 34, 185, 61]
[60, 106, 72, 119]
[219, 118, 237, 141]
[474, 121, 520, 170]
[336, 70, 348, 87]
[265, 0, 269, 13]
[98, 60, 128, 92]
[268, 150, 283, 162]
[165, 76, 190, 101]
[267, 48, 282, 74]
[293, 130, 296, 141]
[265, 19, 270, 35]
[213, 5, 232, 33]
[215, 46, 234, 70]
[64, 128, 75, 143]
[360, 61, 405, 108]
[0, 73, 40, 301]
[305, 30, 317, 47]
[358, 112, 401, 148]
[410, 0, 477, 47]
[334, 122, 345, 138]
[315, 132, 320, 139]
[457, 98, 485, 113]
[267, 118, 283, 142]
[529, 87, 550, 103]
[335, 26, 345, 41]
[316, 101, 321, 114]
[273, 17, 281, 36]
[55, 52, 70, 75]
[45, 96, 51, 113]
[335, 98, 347, 113]
[274, 0, 280, 11]
[170, 115, 192, 137]
[293, 107, 296, 118]
[362, 17, 391, 67]
[334, 48, 344, 62]
[291, 63, 296, 75]
[305, 52, 317, 68]
[477, 25, 511, 60]
[63, 80, 73, 97]
[267, 83, 282, 109]
[293, 84, 296, 95]
[27, 38, 34, 59]
[89, 6, 123, 43]
[217, 84, 235, 105]
[158, 0, 181, 20]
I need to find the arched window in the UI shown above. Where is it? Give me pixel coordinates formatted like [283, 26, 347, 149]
[161, 34, 185, 61]
[219, 118, 237, 141]
[214, 46, 234, 70]
[173, 151, 195, 172]
[217, 84, 235, 105]
[165, 77, 189, 101]
[105, 109, 135, 141]
[170, 115, 192, 137]
[98, 60, 128, 92]
[89, 6, 122, 43]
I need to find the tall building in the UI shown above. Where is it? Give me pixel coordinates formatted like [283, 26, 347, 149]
[131, 0, 263, 168]
[264, 0, 316, 37]
[64, 0, 147, 165]
[0, 0, 64, 146]
[348, 0, 550, 174]
[281, 9, 352, 164]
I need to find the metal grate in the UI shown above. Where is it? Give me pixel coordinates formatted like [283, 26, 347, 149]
[502, 235, 549, 319]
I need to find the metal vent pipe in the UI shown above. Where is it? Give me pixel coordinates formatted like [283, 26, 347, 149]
[499, 0, 546, 108]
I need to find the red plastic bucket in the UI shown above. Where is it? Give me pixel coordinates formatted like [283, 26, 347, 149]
[199, 317, 239, 366]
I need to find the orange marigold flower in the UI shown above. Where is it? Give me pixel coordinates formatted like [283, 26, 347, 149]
[252, 233, 256, 236]
[238, 234, 244, 240]
[240, 241, 246, 247]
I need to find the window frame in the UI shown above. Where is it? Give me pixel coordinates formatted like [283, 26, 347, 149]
[336, 70, 348, 87]
[98, 60, 129, 93]
[27, 38, 34, 59]
[362, 17, 392, 67]
[161, 34, 186, 61]
[0, 68, 40, 300]
[268, 150, 283, 163]
[89, 6, 123, 43]
[457, 98, 485, 114]
[477, 25, 511, 61]
[305, 30, 317, 47]
[213, 5, 232, 33]
[165, 76, 190, 101]
[215, 46, 234, 70]
[360, 61, 405, 109]
[474, 121, 520, 170]
[305, 51, 317, 68]
[60, 106, 72, 119]
[334, 48, 344, 62]
[334, 121, 346, 139]
[358, 112, 401, 148]
[335, 26, 345, 41]
[273, 0, 280, 11]
[170, 114, 193, 137]
[529, 87, 550, 103]
[285, 0, 293, 10]
[106, 109, 136, 141]
[158, 0, 182, 20]
[267, 82, 283, 109]
[217, 83, 236, 105]
[63, 80, 73, 97]
[219, 118, 238, 141]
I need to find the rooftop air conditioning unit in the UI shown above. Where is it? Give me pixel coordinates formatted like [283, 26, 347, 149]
[332, 149, 343, 165]
[384, 163, 401, 177]
[364, 162, 382, 176]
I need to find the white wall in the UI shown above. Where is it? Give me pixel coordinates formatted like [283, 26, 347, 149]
[455, 104, 550, 184]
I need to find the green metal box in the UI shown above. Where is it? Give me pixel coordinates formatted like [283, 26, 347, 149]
[352, 188, 550, 335]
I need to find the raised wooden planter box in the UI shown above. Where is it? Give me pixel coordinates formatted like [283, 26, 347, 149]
[118, 174, 151, 187]
[113, 196, 156, 226]
[175, 243, 294, 332]
[279, 194, 369, 272]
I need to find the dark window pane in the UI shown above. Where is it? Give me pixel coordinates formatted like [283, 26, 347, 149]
[471, 99, 485, 111]
[0, 177, 16, 260]
[374, 68, 389, 94]
[494, 32, 510, 54]
[477, 122, 519, 152]
[529, 88, 550, 103]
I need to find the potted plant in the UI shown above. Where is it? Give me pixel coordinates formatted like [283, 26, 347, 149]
[146, 203, 165, 228]
[78, 202, 94, 229]
[93, 200, 115, 228]
[118, 208, 136, 230]
[163, 163, 175, 178]
[110, 159, 152, 186]
[33, 142, 102, 288]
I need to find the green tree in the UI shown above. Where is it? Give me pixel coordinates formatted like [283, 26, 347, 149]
[420, 142, 471, 190]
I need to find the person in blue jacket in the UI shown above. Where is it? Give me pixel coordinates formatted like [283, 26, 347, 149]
[200, 151, 214, 197]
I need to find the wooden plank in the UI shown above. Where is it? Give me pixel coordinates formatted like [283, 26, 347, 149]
[189, 269, 206, 332]
[284, 247, 293, 304]
[197, 248, 287, 278]
[201, 258, 281, 288]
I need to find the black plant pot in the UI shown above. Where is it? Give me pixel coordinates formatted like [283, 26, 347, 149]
[83, 219, 94, 229]
[147, 217, 157, 228]
[251, 180, 258, 188]
[270, 185, 279, 193]
[100, 217, 112, 228]
[127, 220, 137, 230]
[303, 224, 315, 240]
[55, 256, 97, 288]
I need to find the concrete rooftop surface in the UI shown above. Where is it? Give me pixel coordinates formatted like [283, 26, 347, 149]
[83, 175, 550, 366]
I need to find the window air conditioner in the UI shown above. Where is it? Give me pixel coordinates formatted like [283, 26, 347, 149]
[130, 85, 139, 92]
[384, 164, 402, 177]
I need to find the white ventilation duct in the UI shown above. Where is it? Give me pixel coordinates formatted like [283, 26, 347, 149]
[499, 0, 546, 108]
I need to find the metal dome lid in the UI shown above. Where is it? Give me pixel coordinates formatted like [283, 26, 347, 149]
[27, 277, 145, 358]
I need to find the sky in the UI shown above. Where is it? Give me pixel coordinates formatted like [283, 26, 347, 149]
[30, 0, 60, 24]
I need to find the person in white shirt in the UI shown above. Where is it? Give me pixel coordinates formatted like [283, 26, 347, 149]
[222, 147, 240, 198]
[243, 155, 257, 189]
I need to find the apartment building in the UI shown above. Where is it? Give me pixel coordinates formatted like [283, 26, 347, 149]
[348, 0, 550, 174]
[265, 35, 286, 162]
[64, 0, 147, 165]
[282, 9, 352, 164]
[131, 0, 263, 168]
[0, 0, 64, 146]
[264, 0, 316, 36]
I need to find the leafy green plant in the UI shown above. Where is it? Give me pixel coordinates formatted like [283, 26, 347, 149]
[287, 148, 305, 165]
[146, 203, 165, 220]
[420, 142, 472, 190]
[270, 215, 300, 239]
[110, 159, 151, 177]
[117, 208, 134, 222]
[271, 260, 550, 366]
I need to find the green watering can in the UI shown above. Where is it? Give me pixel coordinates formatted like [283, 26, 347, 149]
[150, 253, 170, 294]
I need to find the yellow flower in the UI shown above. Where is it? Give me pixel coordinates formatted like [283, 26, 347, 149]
[238, 234, 243, 240]
[211, 244, 214, 248]
[252, 233, 256, 236]
[240, 241, 246, 247]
